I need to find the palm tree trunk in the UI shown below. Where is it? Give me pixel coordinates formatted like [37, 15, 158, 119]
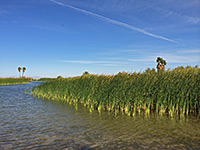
[157, 63, 162, 72]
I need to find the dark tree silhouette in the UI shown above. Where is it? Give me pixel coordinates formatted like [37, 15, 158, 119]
[18, 67, 21, 78]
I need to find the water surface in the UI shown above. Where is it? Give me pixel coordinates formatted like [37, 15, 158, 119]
[0, 82, 200, 149]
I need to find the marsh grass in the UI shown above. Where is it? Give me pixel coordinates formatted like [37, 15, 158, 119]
[32, 66, 200, 117]
[0, 78, 31, 86]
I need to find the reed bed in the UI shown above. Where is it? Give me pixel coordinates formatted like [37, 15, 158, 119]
[32, 66, 200, 117]
[0, 78, 31, 86]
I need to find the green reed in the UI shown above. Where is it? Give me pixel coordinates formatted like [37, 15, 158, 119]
[32, 66, 200, 117]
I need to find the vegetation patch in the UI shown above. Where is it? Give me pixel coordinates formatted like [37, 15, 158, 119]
[0, 78, 31, 86]
[32, 66, 200, 117]
[38, 78, 56, 81]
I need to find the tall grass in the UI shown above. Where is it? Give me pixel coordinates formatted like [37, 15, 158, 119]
[32, 66, 200, 117]
[0, 78, 31, 85]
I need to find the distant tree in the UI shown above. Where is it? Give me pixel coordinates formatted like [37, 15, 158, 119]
[22, 67, 26, 77]
[82, 71, 89, 76]
[18, 67, 21, 78]
[57, 75, 63, 79]
[156, 57, 167, 72]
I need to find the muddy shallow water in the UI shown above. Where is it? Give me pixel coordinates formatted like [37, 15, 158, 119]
[0, 82, 200, 149]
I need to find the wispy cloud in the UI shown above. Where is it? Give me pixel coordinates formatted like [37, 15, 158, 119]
[117, 49, 145, 53]
[158, 8, 200, 24]
[49, 0, 178, 44]
[59, 60, 129, 65]
[177, 50, 200, 53]
[157, 54, 200, 63]
[129, 53, 200, 63]
[101, 57, 124, 60]
[184, 15, 200, 24]
[129, 58, 154, 62]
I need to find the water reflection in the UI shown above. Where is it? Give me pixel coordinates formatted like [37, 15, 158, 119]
[0, 82, 200, 149]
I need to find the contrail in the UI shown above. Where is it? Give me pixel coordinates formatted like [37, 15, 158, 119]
[49, 0, 178, 44]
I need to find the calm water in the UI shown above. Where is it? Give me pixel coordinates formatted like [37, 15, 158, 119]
[0, 82, 200, 150]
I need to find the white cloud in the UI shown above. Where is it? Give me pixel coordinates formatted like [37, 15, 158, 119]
[101, 57, 124, 60]
[156, 54, 200, 63]
[184, 15, 200, 24]
[177, 50, 200, 53]
[129, 58, 155, 62]
[59, 60, 129, 65]
[49, 0, 178, 44]
[129, 53, 200, 63]
[158, 8, 200, 24]
[117, 49, 147, 53]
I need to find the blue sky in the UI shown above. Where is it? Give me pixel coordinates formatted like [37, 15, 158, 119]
[0, 0, 200, 78]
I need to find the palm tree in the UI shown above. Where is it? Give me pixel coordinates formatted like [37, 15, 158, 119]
[22, 67, 26, 77]
[18, 67, 21, 78]
[156, 57, 167, 71]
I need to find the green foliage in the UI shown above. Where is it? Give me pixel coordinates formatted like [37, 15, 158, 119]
[57, 76, 63, 79]
[0, 78, 30, 85]
[22, 67, 26, 72]
[18, 67, 21, 72]
[32, 66, 200, 117]
[156, 57, 167, 66]
[38, 78, 56, 81]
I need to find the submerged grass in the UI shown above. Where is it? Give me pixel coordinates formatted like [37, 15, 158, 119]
[32, 66, 200, 117]
[0, 78, 31, 86]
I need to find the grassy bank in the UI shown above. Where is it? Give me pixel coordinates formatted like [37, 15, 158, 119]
[0, 78, 31, 86]
[38, 78, 56, 81]
[32, 66, 200, 117]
